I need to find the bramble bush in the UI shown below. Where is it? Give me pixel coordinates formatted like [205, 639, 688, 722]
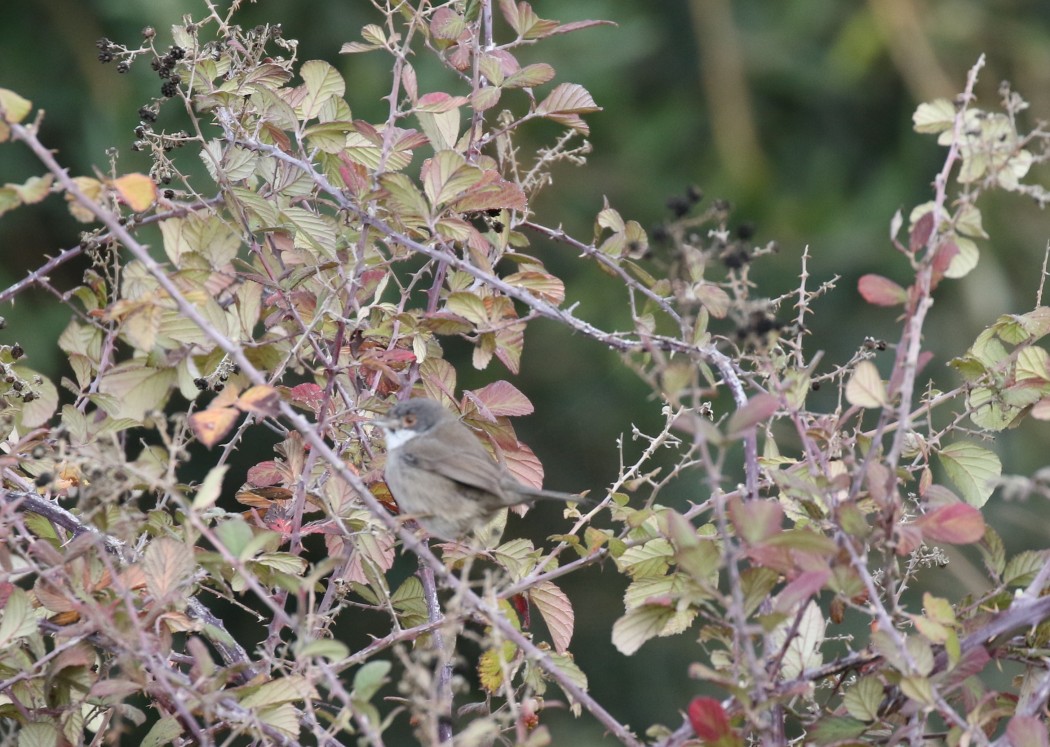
[2, 2, 1050, 746]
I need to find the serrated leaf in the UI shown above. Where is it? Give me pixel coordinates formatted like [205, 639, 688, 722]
[611, 604, 675, 656]
[471, 86, 502, 112]
[467, 380, 533, 416]
[505, 63, 556, 89]
[504, 270, 565, 305]
[936, 441, 1001, 507]
[846, 361, 887, 408]
[423, 150, 482, 208]
[912, 98, 955, 134]
[1004, 550, 1050, 587]
[0, 587, 37, 647]
[13, 366, 58, 429]
[530, 581, 574, 653]
[536, 83, 600, 133]
[97, 363, 176, 421]
[536, 83, 599, 116]
[142, 537, 195, 602]
[915, 503, 985, 544]
[769, 601, 825, 679]
[141, 716, 183, 747]
[809, 715, 869, 744]
[843, 676, 882, 722]
[616, 538, 673, 578]
[300, 60, 345, 120]
[239, 675, 316, 709]
[499, 0, 560, 39]
[944, 235, 979, 279]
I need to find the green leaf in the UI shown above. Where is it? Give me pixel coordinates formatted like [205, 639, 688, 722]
[15, 722, 60, 747]
[238, 675, 316, 709]
[298, 639, 349, 661]
[611, 604, 675, 656]
[424, 150, 483, 209]
[615, 538, 673, 579]
[96, 362, 176, 421]
[141, 716, 183, 747]
[299, 60, 345, 120]
[352, 661, 391, 703]
[912, 98, 954, 134]
[0, 587, 37, 647]
[504, 63, 556, 89]
[843, 676, 882, 722]
[1003, 550, 1050, 587]
[193, 464, 229, 510]
[944, 235, 979, 279]
[808, 715, 868, 745]
[0, 88, 32, 126]
[936, 441, 1001, 507]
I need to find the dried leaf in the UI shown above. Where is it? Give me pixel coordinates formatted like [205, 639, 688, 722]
[189, 406, 240, 448]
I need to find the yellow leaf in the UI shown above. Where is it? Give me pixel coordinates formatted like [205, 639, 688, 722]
[111, 173, 157, 212]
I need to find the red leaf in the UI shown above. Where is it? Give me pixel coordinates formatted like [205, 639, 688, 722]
[725, 393, 779, 439]
[910, 211, 934, 253]
[858, 274, 908, 307]
[774, 569, 831, 613]
[1006, 716, 1049, 747]
[466, 381, 534, 418]
[510, 592, 531, 628]
[930, 240, 959, 286]
[915, 503, 986, 544]
[688, 697, 731, 742]
[246, 461, 286, 487]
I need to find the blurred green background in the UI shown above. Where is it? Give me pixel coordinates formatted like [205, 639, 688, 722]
[4, 0, 1050, 741]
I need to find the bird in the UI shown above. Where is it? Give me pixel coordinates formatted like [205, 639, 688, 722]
[376, 397, 580, 541]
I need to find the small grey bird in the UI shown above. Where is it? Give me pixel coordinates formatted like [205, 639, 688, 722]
[377, 398, 580, 541]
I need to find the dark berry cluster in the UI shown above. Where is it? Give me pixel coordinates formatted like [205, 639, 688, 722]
[150, 46, 186, 98]
[161, 76, 181, 98]
[735, 309, 785, 345]
[666, 185, 704, 218]
[96, 38, 116, 63]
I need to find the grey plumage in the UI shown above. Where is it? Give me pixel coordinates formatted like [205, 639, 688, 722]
[377, 398, 578, 541]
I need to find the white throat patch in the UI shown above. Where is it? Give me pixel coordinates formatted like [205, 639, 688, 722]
[383, 427, 420, 450]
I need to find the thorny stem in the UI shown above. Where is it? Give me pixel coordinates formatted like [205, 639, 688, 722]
[11, 118, 644, 747]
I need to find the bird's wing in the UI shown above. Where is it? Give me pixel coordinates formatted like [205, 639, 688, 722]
[398, 423, 506, 495]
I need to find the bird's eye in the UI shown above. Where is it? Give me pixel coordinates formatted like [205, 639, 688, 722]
[403, 414, 416, 427]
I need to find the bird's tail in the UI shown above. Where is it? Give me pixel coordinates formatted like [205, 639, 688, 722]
[504, 481, 588, 504]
